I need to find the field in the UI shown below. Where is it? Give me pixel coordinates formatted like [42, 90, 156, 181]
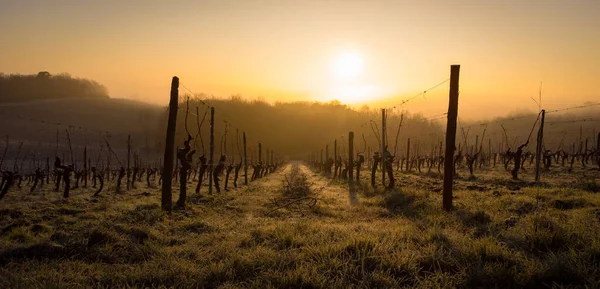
[3, 2, 600, 288]
[1, 162, 599, 288]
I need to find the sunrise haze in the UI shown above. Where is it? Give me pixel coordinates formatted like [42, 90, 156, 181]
[1, 0, 599, 119]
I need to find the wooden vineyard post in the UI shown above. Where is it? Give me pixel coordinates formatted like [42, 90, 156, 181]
[381, 108, 386, 186]
[267, 148, 270, 167]
[208, 107, 215, 194]
[127, 135, 131, 190]
[13, 141, 22, 172]
[83, 146, 87, 188]
[579, 126, 583, 152]
[585, 138, 589, 155]
[258, 143, 262, 164]
[88, 158, 91, 183]
[406, 138, 411, 171]
[443, 65, 460, 211]
[243, 131, 248, 185]
[596, 132, 600, 168]
[488, 138, 492, 166]
[475, 135, 479, 157]
[416, 140, 421, 172]
[107, 154, 111, 182]
[145, 136, 149, 168]
[349, 131, 358, 204]
[161, 76, 179, 212]
[320, 148, 323, 163]
[258, 142, 262, 178]
[594, 129, 597, 150]
[65, 129, 74, 168]
[534, 109, 546, 182]
[334, 139, 338, 178]
[497, 141, 502, 166]
[264, 149, 268, 166]
[348, 132, 354, 182]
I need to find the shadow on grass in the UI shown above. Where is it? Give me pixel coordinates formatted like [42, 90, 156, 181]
[379, 189, 428, 220]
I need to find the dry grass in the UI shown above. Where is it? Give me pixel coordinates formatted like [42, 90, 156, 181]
[0, 162, 599, 288]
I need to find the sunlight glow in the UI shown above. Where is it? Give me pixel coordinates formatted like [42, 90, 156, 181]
[325, 84, 383, 104]
[331, 51, 363, 80]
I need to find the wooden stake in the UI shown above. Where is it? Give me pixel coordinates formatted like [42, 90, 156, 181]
[443, 65, 460, 211]
[488, 138, 492, 165]
[127, 135, 131, 190]
[83, 146, 87, 188]
[107, 153, 111, 181]
[243, 131, 248, 185]
[208, 107, 215, 194]
[320, 149, 323, 164]
[596, 132, 600, 168]
[348, 131, 356, 203]
[65, 129, 74, 168]
[534, 109, 546, 182]
[579, 126, 583, 152]
[161, 76, 179, 212]
[334, 139, 337, 178]
[258, 143, 262, 165]
[381, 108, 386, 186]
[406, 138, 411, 171]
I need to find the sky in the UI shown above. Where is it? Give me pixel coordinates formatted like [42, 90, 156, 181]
[1, 0, 599, 119]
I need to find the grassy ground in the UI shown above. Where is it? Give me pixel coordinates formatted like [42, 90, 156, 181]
[1, 162, 599, 288]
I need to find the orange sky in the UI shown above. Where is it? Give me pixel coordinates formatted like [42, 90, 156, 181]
[1, 0, 599, 119]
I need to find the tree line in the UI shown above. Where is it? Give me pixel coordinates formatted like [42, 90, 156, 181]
[0, 72, 109, 103]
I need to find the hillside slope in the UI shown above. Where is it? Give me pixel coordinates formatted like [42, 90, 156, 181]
[0, 97, 163, 163]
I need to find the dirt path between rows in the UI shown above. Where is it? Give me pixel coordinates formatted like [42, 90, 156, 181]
[205, 161, 357, 234]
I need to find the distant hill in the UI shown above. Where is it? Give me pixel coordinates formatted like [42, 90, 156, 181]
[0, 72, 164, 168]
[0, 72, 109, 103]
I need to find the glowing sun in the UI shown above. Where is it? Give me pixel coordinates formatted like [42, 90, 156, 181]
[331, 51, 364, 80]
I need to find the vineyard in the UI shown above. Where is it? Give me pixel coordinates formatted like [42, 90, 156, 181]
[1, 67, 600, 288]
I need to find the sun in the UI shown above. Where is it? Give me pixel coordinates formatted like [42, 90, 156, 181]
[323, 49, 383, 104]
[331, 51, 364, 80]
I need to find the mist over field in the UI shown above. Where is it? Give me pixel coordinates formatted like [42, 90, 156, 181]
[1, 73, 597, 162]
[1, 1, 600, 288]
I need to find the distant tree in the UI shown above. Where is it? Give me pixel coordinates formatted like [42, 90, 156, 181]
[37, 71, 51, 78]
[0, 72, 109, 103]
[230, 94, 242, 102]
